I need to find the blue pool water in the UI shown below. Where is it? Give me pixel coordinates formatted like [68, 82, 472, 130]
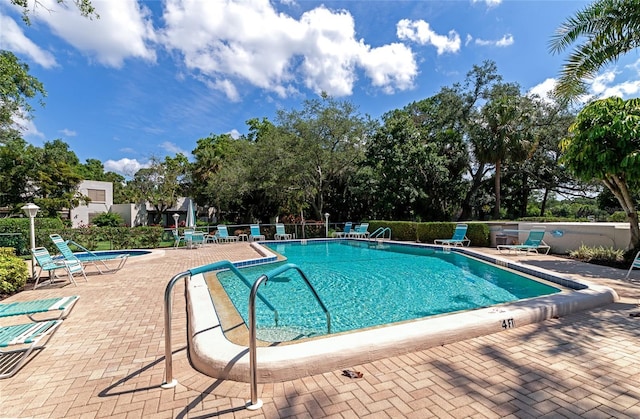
[216, 241, 560, 341]
[74, 249, 151, 260]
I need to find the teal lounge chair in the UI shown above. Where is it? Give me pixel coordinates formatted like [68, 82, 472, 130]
[333, 222, 352, 238]
[274, 223, 292, 240]
[50, 234, 128, 274]
[434, 224, 471, 247]
[497, 229, 550, 255]
[349, 223, 370, 238]
[249, 224, 265, 242]
[0, 320, 62, 379]
[31, 247, 87, 288]
[173, 230, 185, 248]
[216, 225, 238, 243]
[0, 296, 79, 321]
[626, 250, 640, 279]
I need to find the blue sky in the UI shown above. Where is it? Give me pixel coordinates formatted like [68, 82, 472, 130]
[3, 0, 640, 177]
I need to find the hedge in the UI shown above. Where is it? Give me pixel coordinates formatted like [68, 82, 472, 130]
[368, 220, 490, 246]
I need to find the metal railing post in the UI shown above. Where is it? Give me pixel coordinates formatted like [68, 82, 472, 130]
[247, 274, 268, 410]
[161, 271, 191, 389]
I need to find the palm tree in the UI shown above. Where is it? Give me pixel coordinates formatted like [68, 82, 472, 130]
[550, 0, 640, 101]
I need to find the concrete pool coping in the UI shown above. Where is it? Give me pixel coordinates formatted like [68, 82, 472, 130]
[186, 240, 618, 383]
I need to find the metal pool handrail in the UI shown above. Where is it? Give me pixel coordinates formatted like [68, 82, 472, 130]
[370, 227, 392, 240]
[161, 260, 279, 389]
[248, 262, 331, 410]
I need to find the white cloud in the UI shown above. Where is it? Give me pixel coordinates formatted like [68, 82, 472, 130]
[227, 129, 241, 139]
[590, 70, 616, 95]
[0, 13, 57, 67]
[160, 0, 417, 98]
[396, 19, 460, 55]
[104, 158, 148, 177]
[12, 112, 45, 138]
[471, 0, 502, 8]
[59, 128, 77, 137]
[528, 78, 557, 103]
[475, 34, 513, 47]
[160, 141, 189, 155]
[30, 0, 157, 68]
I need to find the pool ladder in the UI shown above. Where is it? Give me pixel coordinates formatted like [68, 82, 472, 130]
[161, 260, 330, 411]
[369, 227, 392, 241]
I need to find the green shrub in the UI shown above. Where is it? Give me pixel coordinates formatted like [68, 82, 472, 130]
[607, 211, 627, 222]
[92, 212, 124, 227]
[569, 244, 625, 268]
[0, 247, 28, 294]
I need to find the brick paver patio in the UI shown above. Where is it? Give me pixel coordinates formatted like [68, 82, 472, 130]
[1, 242, 640, 418]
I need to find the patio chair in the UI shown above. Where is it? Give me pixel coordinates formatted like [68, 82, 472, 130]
[50, 234, 128, 274]
[333, 222, 352, 238]
[173, 230, 185, 248]
[249, 224, 265, 242]
[0, 296, 79, 322]
[434, 224, 471, 247]
[216, 225, 238, 243]
[349, 223, 370, 238]
[274, 223, 292, 240]
[31, 247, 86, 288]
[0, 320, 62, 379]
[626, 250, 640, 279]
[192, 231, 205, 248]
[497, 229, 550, 255]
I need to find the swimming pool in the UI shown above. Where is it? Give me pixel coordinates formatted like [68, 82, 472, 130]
[217, 241, 560, 341]
[73, 249, 152, 259]
[186, 239, 618, 382]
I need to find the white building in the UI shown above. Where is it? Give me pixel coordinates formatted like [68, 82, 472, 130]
[70, 180, 113, 227]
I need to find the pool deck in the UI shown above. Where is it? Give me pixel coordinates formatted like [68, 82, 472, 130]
[1, 243, 640, 418]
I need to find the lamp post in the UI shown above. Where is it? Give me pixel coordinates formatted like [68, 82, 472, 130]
[22, 203, 39, 278]
[172, 213, 180, 234]
[324, 213, 330, 238]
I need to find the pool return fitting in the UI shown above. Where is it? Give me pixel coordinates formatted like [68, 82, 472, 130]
[162, 260, 330, 411]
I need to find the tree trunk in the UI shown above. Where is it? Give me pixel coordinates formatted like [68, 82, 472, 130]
[540, 188, 550, 216]
[603, 176, 640, 252]
[459, 163, 486, 221]
[493, 159, 501, 219]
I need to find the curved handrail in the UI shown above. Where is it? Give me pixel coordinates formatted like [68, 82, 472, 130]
[248, 262, 331, 409]
[258, 263, 331, 334]
[370, 227, 392, 240]
[161, 259, 279, 390]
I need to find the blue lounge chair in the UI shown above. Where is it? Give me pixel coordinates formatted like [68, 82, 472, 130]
[626, 250, 640, 279]
[434, 224, 471, 247]
[333, 222, 352, 238]
[0, 320, 62, 378]
[191, 231, 205, 248]
[0, 296, 79, 321]
[249, 224, 265, 242]
[31, 247, 86, 288]
[274, 223, 292, 240]
[349, 223, 370, 238]
[497, 229, 550, 255]
[216, 225, 238, 243]
[173, 230, 185, 248]
[50, 234, 128, 274]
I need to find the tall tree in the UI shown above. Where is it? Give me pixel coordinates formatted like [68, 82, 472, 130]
[550, 0, 640, 101]
[0, 51, 45, 141]
[28, 139, 84, 217]
[276, 94, 376, 219]
[561, 97, 640, 252]
[128, 154, 189, 225]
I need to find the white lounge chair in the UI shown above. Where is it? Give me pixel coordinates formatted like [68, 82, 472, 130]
[274, 224, 292, 240]
[0, 320, 62, 379]
[626, 250, 640, 279]
[0, 296, 79, 322]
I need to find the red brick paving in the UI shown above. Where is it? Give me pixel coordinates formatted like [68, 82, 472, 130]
[1, 243, 640, 418]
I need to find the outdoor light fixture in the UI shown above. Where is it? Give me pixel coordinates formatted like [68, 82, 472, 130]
[172, 213, 180, 233]
[22, 203, 39, 278]
[324, 213, 330, 238]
